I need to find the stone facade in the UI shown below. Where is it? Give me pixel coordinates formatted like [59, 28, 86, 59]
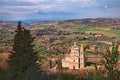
[62, 42, 85, 69]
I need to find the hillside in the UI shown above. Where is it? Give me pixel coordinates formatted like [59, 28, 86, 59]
[0, 18, 120, 29]
[0, 18, 120, 53]
[62, 18, 120, 28]
[0, 18, 120, 60]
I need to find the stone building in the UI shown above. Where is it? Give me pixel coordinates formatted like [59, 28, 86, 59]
[62, 42, 85, 69]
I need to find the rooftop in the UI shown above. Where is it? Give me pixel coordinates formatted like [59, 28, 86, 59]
[71, 42, 79, 50]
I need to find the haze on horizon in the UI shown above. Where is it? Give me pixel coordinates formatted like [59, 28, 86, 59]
[0, 0, 120, 21]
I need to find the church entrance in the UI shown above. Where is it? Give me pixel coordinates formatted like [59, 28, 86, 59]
[73, 66, 75, 69]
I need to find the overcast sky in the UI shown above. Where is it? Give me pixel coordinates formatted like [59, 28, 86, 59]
[0, 0, 120, 21]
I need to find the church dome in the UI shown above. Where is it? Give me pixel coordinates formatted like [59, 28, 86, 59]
[71, 42, 79, 50]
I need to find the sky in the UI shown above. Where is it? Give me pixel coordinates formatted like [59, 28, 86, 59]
[0, 0, 120, 21]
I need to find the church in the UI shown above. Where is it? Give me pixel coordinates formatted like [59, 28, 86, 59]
[62, 42, 85, 69]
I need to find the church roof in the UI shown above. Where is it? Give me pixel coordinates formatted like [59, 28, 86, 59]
[71, 42, 79, 50]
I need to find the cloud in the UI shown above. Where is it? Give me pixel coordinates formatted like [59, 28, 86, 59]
[55, 0, 79, 3]
[17, 0, 44, 3]
[104, 5, 108, 8]
[0, 0, 36, 6]
[85, 7, 120, 18]
[104, 8, 120, 17]
[55, 0, 98, 7]
[0, 12, 13, 21]
[38, 4, 60, 11]
[0, 0, 120, 21]
[0, 6, 36, 14]
[36, 10, 75, 16]
[78, 0, 98, 7]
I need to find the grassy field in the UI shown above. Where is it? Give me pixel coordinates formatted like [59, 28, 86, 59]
[78, 27, 120, 38]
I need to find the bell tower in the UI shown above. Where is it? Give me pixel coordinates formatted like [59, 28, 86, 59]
[80, 44, 85, 68]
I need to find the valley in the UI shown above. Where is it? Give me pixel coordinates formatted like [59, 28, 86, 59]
[0, 18, 120, 69]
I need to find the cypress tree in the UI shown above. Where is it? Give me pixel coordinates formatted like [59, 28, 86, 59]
[8, 22, 39, 80]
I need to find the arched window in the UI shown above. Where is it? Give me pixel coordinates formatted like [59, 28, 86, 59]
[73, 60, 75, 62]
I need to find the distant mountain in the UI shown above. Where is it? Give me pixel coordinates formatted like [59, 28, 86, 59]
[0, 18, 120, 29]
[22, 18, 65, 24]
[28, 18, 120, 28]
[62, 18, 120, 27]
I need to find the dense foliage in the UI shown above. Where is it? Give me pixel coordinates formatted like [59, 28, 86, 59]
[8, 22, 40, 80]
[102, 43, 120, 80]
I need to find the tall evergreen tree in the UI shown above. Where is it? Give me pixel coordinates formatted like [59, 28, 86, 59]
[8, 22, 39, 80]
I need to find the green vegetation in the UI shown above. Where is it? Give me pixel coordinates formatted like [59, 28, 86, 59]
[79, 27, 104, 32]
[0, 29, 11, 35]
[8, 22, 40, 80]
[34, 44, 50, 54]
[0, 69, 11, 80]
[0, 29, 13, 46]
[34, 44, 51, 61]
[102, 43, 120, 80]
[108, 29, 120, 38]
[118, 57, 120, 61]
[78, 27, 120, 38]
